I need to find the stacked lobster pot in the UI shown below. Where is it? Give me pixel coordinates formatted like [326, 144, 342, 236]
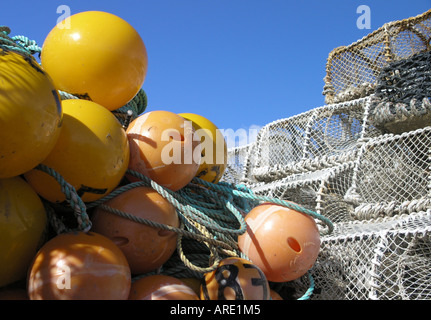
[222, 8, 431, 300]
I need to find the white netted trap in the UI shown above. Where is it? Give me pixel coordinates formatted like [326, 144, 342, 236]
[312, 210, 431, 300]
[222, 95, 431, 299]
[224, 97, 381, 186]
[323, 9, 431, 105]
[347, 126, 431, 221]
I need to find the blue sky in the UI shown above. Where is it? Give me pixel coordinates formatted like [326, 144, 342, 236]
[1, 1, 431, 146]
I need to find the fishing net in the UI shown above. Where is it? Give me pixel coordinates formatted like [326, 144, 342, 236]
[323, 9, 431, 105]
[223, 97, 381, 187]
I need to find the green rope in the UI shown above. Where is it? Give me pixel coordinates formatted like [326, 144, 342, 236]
[59, 88, 148, 127]
[87, 170, 245, 262]
[10, 34, 42, 55]
[88, 169, 248, 238]
[35, 164, 91, 233]
[34, 164, 327, 300]
[115, 88, 148, 117]
[98, 203, 237, 252]
[195, 177, 334, 234]
[0, 27, 41, 58]
[85, 169, 330, 300]
[298, 272, 315, 300]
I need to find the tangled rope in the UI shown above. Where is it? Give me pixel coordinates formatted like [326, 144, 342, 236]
[38, 163, 325, 300]
[0, 26, 41, 57]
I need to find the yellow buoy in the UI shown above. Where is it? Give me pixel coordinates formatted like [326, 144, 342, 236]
[24, 99, 130, 203]
[0, 49, 62, 178]
[41, 10, 148, 111]
[179, 113, 227, 183]
[0, 176, 47, 287]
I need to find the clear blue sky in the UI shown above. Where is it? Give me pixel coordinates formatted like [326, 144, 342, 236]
[1, 1, 430, 145]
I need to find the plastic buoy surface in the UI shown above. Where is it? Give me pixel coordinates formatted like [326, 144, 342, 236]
[238, 203, 321, 282]
[41, 10, 148, 111]
[0, 49, 62, 178]
[129, 275, 199, 300]
[27, 231, 131, 300]
[200, 257, 270, 300]
[0, 176, 47, 287]
[126, 110, 201, 191]
[179, 113, 227, 184]
[24, 99, 129, 203]
[90, 186, 179, 275]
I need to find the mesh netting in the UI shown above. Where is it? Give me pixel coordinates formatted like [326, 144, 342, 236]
[323, 9, 431, 105]
[313, 210, 431, 300]
[347, 126, 431, 221]
[223, 97, 381, 187]
[263, 210, 431, 300]
[4, 8, 431, 299]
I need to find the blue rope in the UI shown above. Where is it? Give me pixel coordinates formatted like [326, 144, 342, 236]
[298, 272, 315, 300]
[195, 177, 334, 234]
[10, 34, 42, 55]
[0, 27, 41, 58]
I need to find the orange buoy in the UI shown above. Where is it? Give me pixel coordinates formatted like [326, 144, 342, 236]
[270, 289, 283, 300]
[27, 231, 131, 300]
[238, 203, 321, 282]
[126, 110, 201, 191]
[90, 186, 179, 275]
[200, 257, 270, 300]
[129, 275, 199, 300]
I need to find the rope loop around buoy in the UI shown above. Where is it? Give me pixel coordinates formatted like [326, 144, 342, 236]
[35, 164, 91, 233]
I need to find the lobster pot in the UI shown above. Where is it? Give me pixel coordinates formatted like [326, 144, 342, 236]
[313, 210, 431, 300]
[225, 97, 382, 186]
[323, 9, 431, 105]
[347, 126, 431, 221]
[369, 49, 431, 134]
[249, 162, 357, 226]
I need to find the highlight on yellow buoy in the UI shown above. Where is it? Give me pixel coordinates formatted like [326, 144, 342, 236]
[0, 176, 47, 287]
[40, 10, 148, 111]
[24, 99, 130, 203]
[179, 113, 228, 184]
[0, 49, 63, 178]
